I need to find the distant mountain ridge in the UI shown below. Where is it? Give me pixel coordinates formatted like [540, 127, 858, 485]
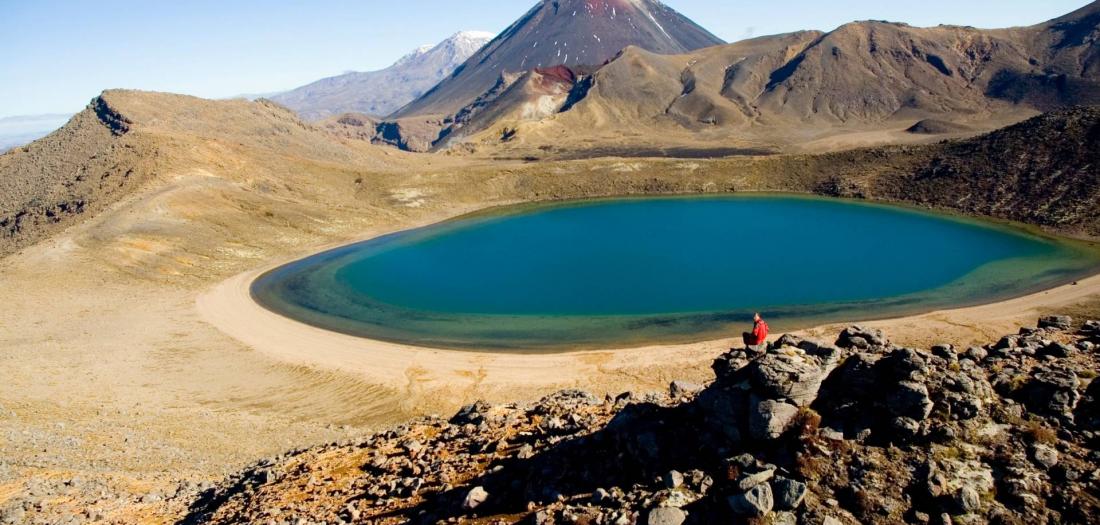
[270, 31, 494, 120]
[410, 0, 1100, 156]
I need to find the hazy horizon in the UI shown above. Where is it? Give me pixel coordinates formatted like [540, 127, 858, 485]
[0, 0, 1091, 119]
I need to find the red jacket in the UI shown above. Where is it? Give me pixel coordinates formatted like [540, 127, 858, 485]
[750, 319, 769, 345]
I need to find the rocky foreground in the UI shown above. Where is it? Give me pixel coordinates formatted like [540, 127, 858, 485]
[165, 317, 1100, 525]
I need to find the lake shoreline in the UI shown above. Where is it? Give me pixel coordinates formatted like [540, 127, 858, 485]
[198, 194, 1100, 407]
[245, 194, 1100, 351]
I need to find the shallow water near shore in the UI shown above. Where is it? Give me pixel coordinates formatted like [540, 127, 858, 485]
[252, 195, 1100, 350]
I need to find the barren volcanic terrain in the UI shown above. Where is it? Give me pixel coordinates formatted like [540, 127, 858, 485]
[0, 86, 1098, 523]
[1, 2, 1100, 524]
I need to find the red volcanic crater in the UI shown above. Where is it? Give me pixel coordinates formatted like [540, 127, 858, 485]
[534, 65, 578, 84]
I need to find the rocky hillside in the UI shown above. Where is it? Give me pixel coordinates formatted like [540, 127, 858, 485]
[0, 98, 156, 256]
[990, 3, 1100, 110]
[174, 316, 1100, 525]
[270, 32, 494, 120]
[867, 106, 1100, 236]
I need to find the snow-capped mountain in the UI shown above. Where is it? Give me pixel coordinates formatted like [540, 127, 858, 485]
[270, 31, 494, 120]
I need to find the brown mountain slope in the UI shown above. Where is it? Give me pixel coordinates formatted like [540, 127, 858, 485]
[391, 0, 724, 121]
[0, 90, 407, 258]
[986, 1, 1100, 109]
[753, 22, 1028, 121]
[564, 31, 828, 129]
[0, 97, 156, 256]
[440, 2, 1100, 158]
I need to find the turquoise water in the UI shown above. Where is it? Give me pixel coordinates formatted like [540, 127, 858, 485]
[252, 195, 1100, 350]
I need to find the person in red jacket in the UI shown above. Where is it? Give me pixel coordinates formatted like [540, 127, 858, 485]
[742, 312, 769, 354]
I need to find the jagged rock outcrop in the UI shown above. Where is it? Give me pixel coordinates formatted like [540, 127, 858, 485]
[835, 325, 890, 351]
[178, 316, 1100, 525]
[701, 341, 839, 443]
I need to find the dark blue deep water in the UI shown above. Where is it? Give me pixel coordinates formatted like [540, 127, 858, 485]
[252, 196, 1100, 350]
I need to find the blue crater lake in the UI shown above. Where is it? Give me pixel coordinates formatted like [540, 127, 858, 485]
[252, 195, 1100, 350]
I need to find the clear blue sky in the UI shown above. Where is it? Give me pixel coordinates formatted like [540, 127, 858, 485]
[0, 0, 1090, 118]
